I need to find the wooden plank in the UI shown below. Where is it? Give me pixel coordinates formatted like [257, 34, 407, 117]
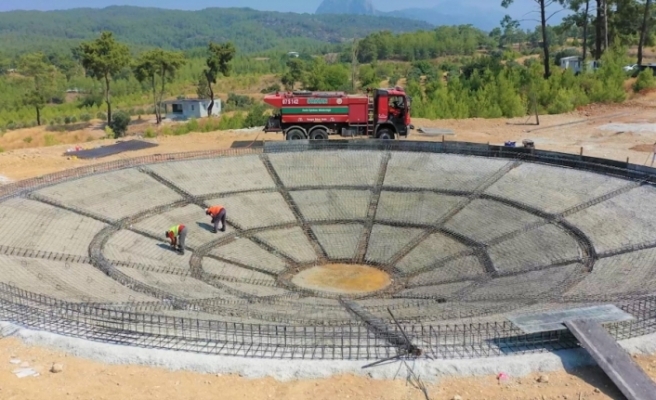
[565, 319, 656, 400]
[508, 305, 634, 334]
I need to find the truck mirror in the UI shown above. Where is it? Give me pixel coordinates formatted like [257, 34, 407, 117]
[409, 125, 415, 130]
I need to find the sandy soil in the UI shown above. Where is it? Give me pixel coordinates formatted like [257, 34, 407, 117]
[1, 94, 656, 183]
[1, 94, 656, 398]
[1, 336, 656, 400]
[291, 263, 391, 294]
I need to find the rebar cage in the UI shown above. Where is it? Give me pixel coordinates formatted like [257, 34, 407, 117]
[0, 139, 655, 360]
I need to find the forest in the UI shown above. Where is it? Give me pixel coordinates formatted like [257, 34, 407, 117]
[0, 6, 430, 56]
[0, 0, 654, 137]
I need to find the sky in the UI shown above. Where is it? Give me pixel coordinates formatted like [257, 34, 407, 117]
[0, 0, 537, 17]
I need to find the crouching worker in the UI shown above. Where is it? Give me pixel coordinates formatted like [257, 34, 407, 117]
[205, 205, 226, 233]
[165, 224, 187, 255]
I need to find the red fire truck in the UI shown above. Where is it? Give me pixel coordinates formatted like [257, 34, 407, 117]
[262, 87, 414, 140]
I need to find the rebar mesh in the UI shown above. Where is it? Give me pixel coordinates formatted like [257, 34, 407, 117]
[0, 140, 655, 359]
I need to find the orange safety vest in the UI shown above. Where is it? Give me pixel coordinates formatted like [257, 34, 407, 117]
[207, 205, 225, 217]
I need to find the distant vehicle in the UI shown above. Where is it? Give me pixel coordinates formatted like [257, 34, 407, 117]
[623, 64, 638, 72]
[636, 64, 656, 73]
[559, 56, 600, 74]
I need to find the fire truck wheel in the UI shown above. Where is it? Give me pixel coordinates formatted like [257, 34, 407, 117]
[376, 128, 395, 140]
[285, 129, 306, 140]
[309, 129, 328, 140]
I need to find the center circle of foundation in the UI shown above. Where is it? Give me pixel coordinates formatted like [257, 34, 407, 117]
[291, 263, 392, 295]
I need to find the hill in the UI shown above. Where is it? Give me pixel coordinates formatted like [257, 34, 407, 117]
[0, 6, 433, 55]
[315, 0, 376, 15]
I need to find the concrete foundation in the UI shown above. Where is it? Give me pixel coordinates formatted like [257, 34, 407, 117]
[267, 151, 383, 187]
[1, 148, 655, 363]
[488, 224, 580, 273]
[0, 198, 106, 256]
[34, 169, 183, 221]
[565, 249, 656, 297]
[210, 238, 288, 274]
[365, 225, 424, 264]
[395, 233, 469, 274]
[444, 199, 543, 243]
[408, 256, 485, 286]
[147, 155, 276, 196]
[209, 191, 296, 230]
[485, 163, 629, 214]
[202, 258, 276, 284]
[290, 190, 370, 221]
[254, 227, 318, 263]
[566, 185, 656, 253]
[104, 229, 193, 270]
[311, 224, 363, 260]
[376, 191, 465, 225]
[384, 152, 510, 191]
[133, 204, 217, 248]
[0, 255, 155, 303]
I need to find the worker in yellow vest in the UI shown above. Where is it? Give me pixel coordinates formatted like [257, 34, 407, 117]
[165, 224, 187, 255]
[205, 205, 226, 233]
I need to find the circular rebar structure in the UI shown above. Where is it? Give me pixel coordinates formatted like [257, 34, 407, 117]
[1, 140, 656, 360]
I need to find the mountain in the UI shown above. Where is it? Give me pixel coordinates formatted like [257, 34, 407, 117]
[0, 6, 433, 56]
[390, 6, 506, 32]
[316, 0, 376, 15]
[315, 0, 506, 31]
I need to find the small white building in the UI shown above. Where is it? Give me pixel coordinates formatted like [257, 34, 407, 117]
[559, 56, 600, 74]
[161, 99, 222, 121]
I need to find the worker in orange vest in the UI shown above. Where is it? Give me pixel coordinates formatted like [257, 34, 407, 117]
[165, 224, 187, 255]
[205, 205, 226, 233]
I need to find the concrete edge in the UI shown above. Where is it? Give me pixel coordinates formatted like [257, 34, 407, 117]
[2, 321, 655, 382]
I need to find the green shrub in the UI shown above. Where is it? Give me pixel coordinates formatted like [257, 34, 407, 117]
[260, 83, 281, 93]
[80, 114, 92, 122]
[64, 116, 71, 124]
[70, 116, 77, 124]
[244, 104, 268, 128]
[218, 113, 246, 130]
[96, 112, 107, 120]
[44, 134, 59, 146]
[109, 111, 131, 138]
[633, 69, 656, 92]
[144, 127, 157, 138]
[23, 136, 32, 143]
[186, 118, 200, 133]
[226, 93, 254, 110]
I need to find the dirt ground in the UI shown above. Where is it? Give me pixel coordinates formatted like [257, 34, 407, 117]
[1, 336, 656, 400]
[1, 93, 656, 399]
[1, 92, 656, 182]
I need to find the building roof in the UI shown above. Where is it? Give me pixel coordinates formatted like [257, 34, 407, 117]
[161, 99, 212, 104]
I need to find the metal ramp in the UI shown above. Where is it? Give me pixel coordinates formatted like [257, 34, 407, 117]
[509, 305, 656, 400]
